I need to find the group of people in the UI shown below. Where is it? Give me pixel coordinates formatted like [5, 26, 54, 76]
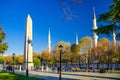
[55, 66, 96, 73]
[56, 66, 81, 73]
[70, 66, 80, 72]
[85, 67, 96, 72]
[32, 65, 97, 73]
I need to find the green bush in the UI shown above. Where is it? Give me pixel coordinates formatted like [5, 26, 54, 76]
[33, 58, 41, 66]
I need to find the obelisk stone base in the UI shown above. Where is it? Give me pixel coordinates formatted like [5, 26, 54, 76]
[24, 62, 33, 70]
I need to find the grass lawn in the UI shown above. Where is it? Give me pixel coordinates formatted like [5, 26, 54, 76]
[0, 72, 44, 80]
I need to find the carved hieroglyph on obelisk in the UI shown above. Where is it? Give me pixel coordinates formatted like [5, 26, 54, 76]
[24, 14, 33, 70]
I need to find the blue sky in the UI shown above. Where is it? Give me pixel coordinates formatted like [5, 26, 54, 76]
[0, 0, 111, 55]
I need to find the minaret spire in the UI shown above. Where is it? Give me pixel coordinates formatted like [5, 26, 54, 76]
[112, 31, 116, 47]
[48, 28, 51, 53]
[93, 7, 97, 30]
[92, 7, 98, 47]
[76, 33, 78, 45]
[93, 7, 96, 20]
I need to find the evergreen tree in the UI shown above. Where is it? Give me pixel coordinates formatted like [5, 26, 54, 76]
[95, 0, 120, 40]
[0, 25, 8, 54]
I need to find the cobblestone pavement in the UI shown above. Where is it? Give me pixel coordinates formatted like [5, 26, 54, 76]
[15, 70, 120, 80]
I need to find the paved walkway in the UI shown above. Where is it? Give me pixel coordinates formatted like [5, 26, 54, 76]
[15, 70, 120, 80]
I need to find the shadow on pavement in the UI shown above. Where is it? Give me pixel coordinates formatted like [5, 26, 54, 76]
[16, 71, 120, 80]
[62, 72, 120, 80]
[16, 71, 78, 80]
[42, 71, 120, 80]
[30, 74, 78, 80]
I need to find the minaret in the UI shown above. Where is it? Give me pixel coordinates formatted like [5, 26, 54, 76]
[112, 31, 116, 47]
[24, 14, 33, 70]
[48, 28, 51, 53]
[92, 7, 98, 47]
[76, 33, 78, 45]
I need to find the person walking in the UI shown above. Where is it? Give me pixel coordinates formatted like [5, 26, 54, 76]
[57, 66, 60, 73]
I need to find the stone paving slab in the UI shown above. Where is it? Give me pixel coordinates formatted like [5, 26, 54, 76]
[15, 70, 120, 80]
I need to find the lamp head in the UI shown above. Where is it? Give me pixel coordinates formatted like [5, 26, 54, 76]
[13, 53, 15, 56]
[28, 39, 32, 44]
[58, 45, 63, 51]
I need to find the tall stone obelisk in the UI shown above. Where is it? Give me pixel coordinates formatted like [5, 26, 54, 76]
[92, 7, 98, 48]
[48, 28, 51, 53]
[24, 14, 33, 70]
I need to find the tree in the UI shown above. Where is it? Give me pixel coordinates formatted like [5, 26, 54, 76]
[71, 44, 80, 53]
[53, 41, 73, 68]
[95, 0, 120, 39]
[98, 38, 110, 51]
[115, 44, 120, 63]
[14, 56, 19, 65]
[33, 58, 41, 66]
[0, 57, 5, 64]
[62, 50, 71, 63]
[41, 50, 52, 64]
[98, 38, 110, 64]
[4, 56, 12, 63]
[53, 41, 71, 63]
[79, 37, 92, 67]
[52, 50, 60, 63]
[91, 46, 103, 69]
[79, 37, 92, 52]
[18, 55, 24, 64]
[0, 26, 8, 54]
[33, 52, 39, 58]
[55, 41, 70, 51]
[91, 38, 110, 69]
[70, 44, 80, 63]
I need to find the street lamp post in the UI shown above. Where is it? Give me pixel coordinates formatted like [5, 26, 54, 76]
[13, 53, 15, 73]
[26, 38, 32, 76]
[58, 45, 63, 80]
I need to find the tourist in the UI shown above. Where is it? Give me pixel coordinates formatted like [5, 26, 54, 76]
[57, 66, 60, 73]
[92, 67, 95, 72]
